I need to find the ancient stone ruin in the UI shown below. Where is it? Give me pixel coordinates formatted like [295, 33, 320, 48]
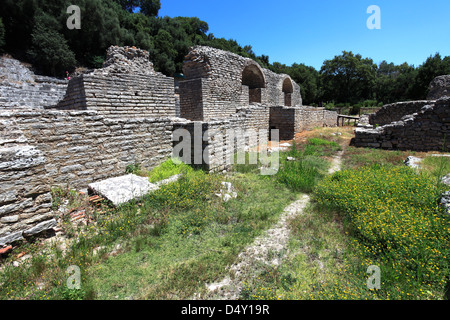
[0, 45, 338, 245]
[353, 75, 450, 152]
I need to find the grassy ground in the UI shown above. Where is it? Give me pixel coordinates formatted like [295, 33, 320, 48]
[0, 162, 297, 300]
[240, 127, 450, 301]
[1, 126, 449, 300]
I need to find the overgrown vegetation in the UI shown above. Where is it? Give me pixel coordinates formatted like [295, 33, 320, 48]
[1, 128, 449, 300]
[0, 159, 297, 300]
[147, 158, 193, 183]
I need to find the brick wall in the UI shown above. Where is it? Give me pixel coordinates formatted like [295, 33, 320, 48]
[173, 106, 270, 172]
[181, 46, 303, 121]
[270, 107, 338, 140]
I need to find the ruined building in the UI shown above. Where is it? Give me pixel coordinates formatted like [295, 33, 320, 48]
[0, 45, 338, 245]
[353, 75, 450, 152]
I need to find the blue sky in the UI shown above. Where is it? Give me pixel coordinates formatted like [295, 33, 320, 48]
[158, 0, 450, 70]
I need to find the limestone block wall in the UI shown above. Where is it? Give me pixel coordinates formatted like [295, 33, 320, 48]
[53, 73, 176, 118]
[0, 57, 68, 109]
[179, 78, 204, 121]
[369, 100, 432, 126]
[0, 109, 174, 244]
[353, 97, 450, 151]
[173, 106, 270, 172]
[270, 107, 338, 140]
[181, 46, 302, 121]
[0, 117, 55, 245]
[428, 75, 450, 100]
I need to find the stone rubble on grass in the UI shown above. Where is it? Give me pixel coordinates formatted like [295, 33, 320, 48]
[404, 156, 423, 169]
[216, 182, 238, 202]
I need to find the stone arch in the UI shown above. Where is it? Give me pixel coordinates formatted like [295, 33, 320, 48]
[282, 77, 294, 106]
[242, 63, 266, 104]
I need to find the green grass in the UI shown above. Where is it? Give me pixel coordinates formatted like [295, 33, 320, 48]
[0, 164, 297, 300]
[275, 140, 335, 193]
[312, 164, 450, 299]
[148, 158, 193, 183]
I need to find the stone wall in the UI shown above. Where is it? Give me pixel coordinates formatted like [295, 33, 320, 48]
[368, 100, 432, 126]
[179, 78, 204, 121]
[53, 73, 176, 118]
[181, 46, 302, 121]
[428, 75, 450, 100]
[0, 108, 174, 244]
[173, 106, 270, 172]
[50, 46, 176, 118]
[270, 106, 338, 140]
[0, 57, 68, 109]
[353, 97, 450, 151]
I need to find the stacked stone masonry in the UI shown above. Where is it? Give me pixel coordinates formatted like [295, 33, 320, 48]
[180, 46, 303, 122]
[0, 109, 174, 244]
[0, 45, 339, 244]
[354, 97, 450, 151]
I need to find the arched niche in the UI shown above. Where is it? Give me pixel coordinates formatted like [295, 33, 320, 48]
[282, 78, 294, 107]
[242, 64, 266, 104]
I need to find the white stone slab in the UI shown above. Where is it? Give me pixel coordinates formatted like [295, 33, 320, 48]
[88, 174, 182, 207]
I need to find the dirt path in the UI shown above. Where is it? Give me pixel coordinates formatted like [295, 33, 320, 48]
[198, 194, 310, 300]
[197, 151, 344, 300]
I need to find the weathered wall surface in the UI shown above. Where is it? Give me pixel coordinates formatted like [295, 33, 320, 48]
[0, 57, 68, 109]
[179, 78, 204, 121]
[181, 46, 302, 121]
[428, 75, 450, 100]
[270, 107, 338, 140]
[0, 109, 174, 243]
[50, 46, 176, 118]
[173, 106, 270, 172]
[368, 101, 432, 126]
[54, 73, 176, 118]
[353, 97, 450, 151]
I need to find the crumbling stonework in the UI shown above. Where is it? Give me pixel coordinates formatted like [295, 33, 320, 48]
[173, 106, 270, 172]
[369, 100, 433, 126]
[428, 75, 450, 100]
[270, 106, 338, 140]
[354, 97, 450, 151]
[180, 46, 302, 122]
[0, 57, 68, 109]
[354, 75, 450, 152]
[51, 46, 176, 118]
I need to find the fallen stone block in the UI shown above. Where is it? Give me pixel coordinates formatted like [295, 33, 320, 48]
[88, 174, 181, 207]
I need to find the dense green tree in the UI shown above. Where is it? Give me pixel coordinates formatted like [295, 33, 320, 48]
[320, 51, 377, 104]
[374, 61, 417, 104]
[286, 63, 319, 105]
[409, 53, 450, 100]
[114, 0, 160, 16]
[28, 10, 76, 76]
[0, 17, 5, 51]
